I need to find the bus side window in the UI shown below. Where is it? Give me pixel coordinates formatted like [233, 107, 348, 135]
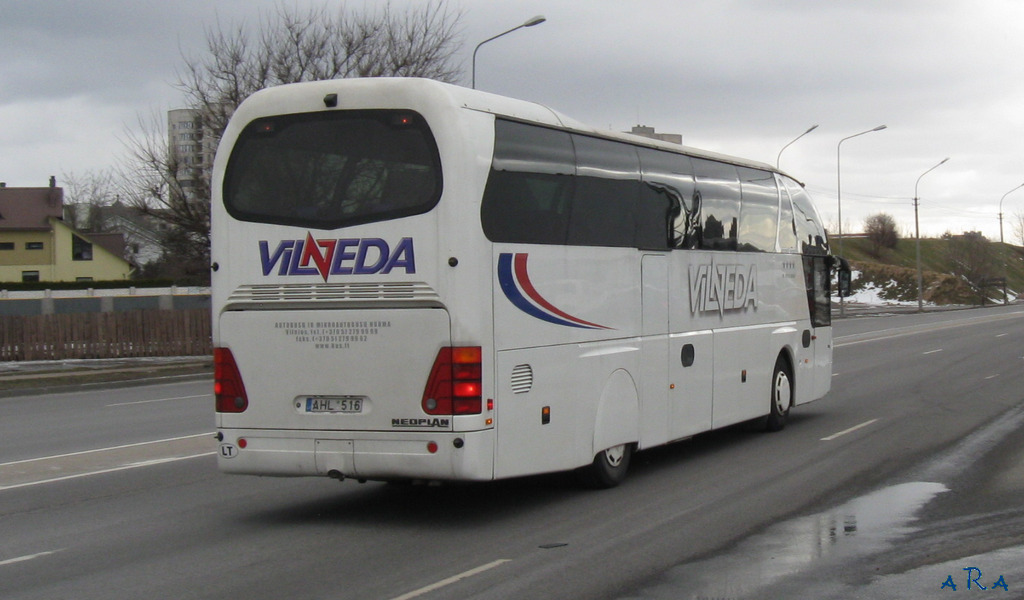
[737, 167, 780, 253]
[783, 176, 830, 256]
[637, 148, 696, 249]
[569, 135, 641, 248]
[776, 175, 799, 253]
[688, 191, 703, 249]
[482, 120, 575, 245]
[693, 158, 740, 251]
[636, 182, 680, 250]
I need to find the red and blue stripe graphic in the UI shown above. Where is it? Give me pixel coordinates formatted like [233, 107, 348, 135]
[497, 253, 611, 330]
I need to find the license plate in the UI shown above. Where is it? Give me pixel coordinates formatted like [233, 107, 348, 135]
[302, 396, 364, 414]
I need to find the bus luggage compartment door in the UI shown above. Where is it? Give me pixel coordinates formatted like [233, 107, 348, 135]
[218, 307, 452, 432]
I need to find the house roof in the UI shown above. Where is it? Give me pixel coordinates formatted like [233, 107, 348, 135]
[0, 186, 64, 230]
[85, 232, 128, 258]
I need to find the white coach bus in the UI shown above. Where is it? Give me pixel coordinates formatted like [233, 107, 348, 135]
[212, 78, 849, 487]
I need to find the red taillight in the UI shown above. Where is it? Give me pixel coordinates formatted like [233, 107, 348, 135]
[422, 346, 482, 416]
[214, 347, 249, 413]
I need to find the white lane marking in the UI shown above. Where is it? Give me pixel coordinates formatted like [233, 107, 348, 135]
[996, 333, 1008, 338]
[0, 452, 214, 492]
[0, 433, 213, 468]
[106, 394, 210, 407]
[834, 310, 1024, 348]
[389, 559, 512, 600]
[0, 549, 63, 567]
[923, 349, 944, 355]
[985, 374, 999, 380]
[821, 419, 880, 441]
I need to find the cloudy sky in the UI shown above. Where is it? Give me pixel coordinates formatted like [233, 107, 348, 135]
[3, 0, 1024, 242]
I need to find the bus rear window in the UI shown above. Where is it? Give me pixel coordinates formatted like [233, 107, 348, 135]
[223, 110, 442, 229]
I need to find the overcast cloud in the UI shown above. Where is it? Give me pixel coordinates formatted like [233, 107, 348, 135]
[3, 0, 1024, 241]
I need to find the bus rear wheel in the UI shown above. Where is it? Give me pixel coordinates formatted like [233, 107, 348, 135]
[577, 443, 633, 488]
[765, 355, 793, 432]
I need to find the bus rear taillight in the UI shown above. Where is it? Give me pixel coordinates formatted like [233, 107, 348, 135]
[214, 347, 249, 413]
[422, 346, 482, 416]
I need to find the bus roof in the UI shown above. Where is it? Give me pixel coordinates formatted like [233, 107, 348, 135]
[233, 77, 797, 181]
[449, 81, 783, 176]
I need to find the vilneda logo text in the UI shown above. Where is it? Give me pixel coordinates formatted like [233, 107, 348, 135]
[259, 234, 415, 281]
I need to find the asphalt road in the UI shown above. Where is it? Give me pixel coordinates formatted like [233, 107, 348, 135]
[1, 305, 1022, 599]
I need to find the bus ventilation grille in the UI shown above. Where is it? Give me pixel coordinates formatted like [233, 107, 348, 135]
[511, 364, 533, 394]
[227, 282, 440, 304]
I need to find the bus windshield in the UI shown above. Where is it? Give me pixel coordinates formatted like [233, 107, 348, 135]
[223, 109, 442, 230]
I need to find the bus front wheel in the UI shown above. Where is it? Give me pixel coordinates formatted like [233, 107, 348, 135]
[577, 443, 633, 488]
[765, 355, 793, 432]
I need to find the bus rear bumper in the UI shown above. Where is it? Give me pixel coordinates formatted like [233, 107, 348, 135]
[216, 429, 495, 482]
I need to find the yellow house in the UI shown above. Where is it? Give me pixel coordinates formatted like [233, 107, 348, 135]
[0, 182, 132, 283]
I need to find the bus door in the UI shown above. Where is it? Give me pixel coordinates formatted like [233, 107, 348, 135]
[640, 254, 669, 448]
[803, 254, 833, 399]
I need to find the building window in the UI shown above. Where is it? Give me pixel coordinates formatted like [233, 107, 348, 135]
[72, 234, 93, 261]
[76, 277, 94, 282]
[0, 242, 14, 250]
[22, 271, 40, 282]
[26, 241, 44, 250]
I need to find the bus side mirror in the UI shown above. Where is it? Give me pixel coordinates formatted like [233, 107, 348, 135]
[834, 257, 852, 298]
[838, 269, 852, 298]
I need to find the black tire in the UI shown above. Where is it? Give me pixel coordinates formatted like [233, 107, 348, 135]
[576, 443, 633, 488]
[765, 354, 793, 432]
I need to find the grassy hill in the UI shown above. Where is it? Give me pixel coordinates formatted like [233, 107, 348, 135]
[835, 235, 1024, 305]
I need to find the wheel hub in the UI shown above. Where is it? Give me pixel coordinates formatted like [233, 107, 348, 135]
[604, 444, 626, 467]
[775, 371, 792, 413]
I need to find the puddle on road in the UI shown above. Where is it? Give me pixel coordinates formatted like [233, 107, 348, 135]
[619, 481, 948, 600]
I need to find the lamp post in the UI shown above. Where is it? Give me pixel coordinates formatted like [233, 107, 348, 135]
[998, 182, 1024, 304]
[777, 125, 818, 169]
[998, 183, 1024, 245]
[471, 15, 546, 89]
[836, 125, 886, 316]
[914, 157, 950, 312]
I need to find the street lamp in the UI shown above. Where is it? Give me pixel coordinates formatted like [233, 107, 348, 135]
[997, 182, 1024, 304]
[777, 124, 818, 169]
[998, 183, 1024, 245]
[914, 157, 950, 312]
[471, 15, 547, 89]
[836, 125, 886, 316]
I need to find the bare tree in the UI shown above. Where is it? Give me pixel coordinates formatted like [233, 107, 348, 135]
[118, 110, 212, 282]
[177, 1, 463, 137]
[864, 213, 899, 257]
[119, 1, 464, 282]
[1013, 210, 1024, 246]
[825, 217, 853, 243]
[61, 169, 118, 231]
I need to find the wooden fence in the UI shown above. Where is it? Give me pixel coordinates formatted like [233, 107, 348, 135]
[0, 309, 211, 361]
